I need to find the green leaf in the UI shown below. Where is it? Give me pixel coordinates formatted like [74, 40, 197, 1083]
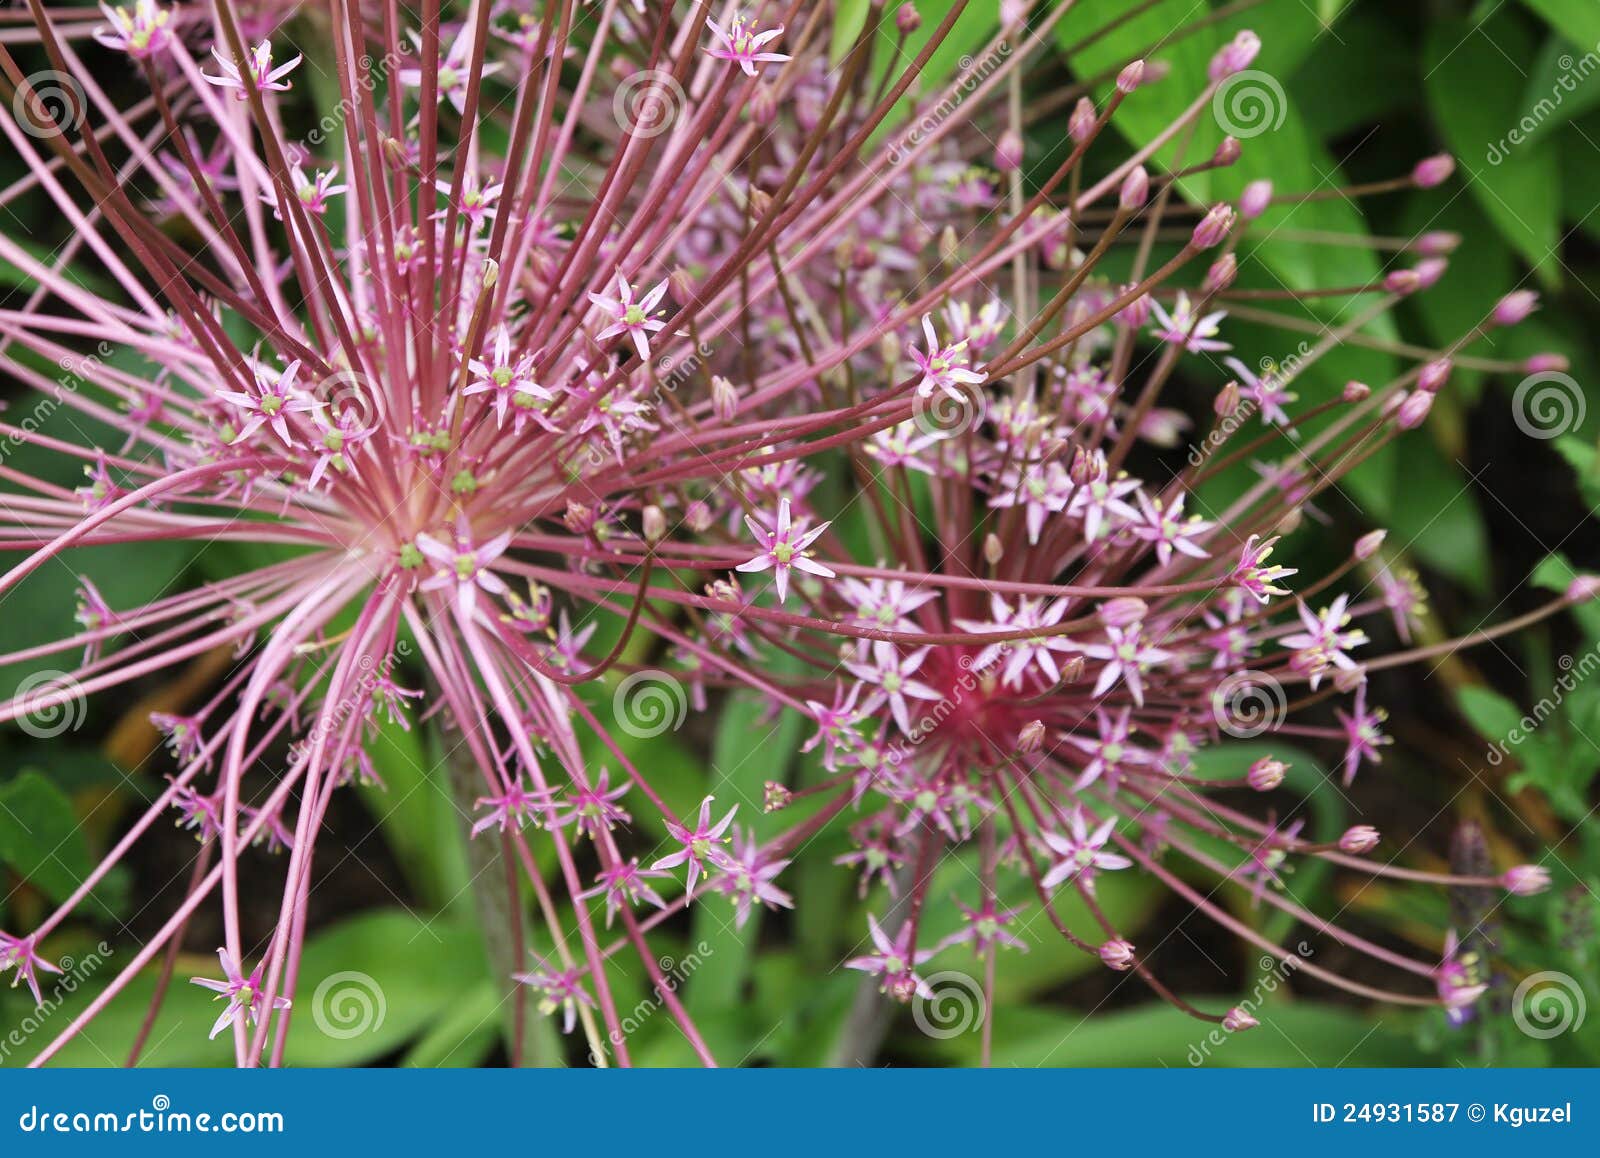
[1521, 0, 1600, 47]
[0, 771, 95, 908]
[830, 0, 873, 65]
[1425, 13, 1562, 280]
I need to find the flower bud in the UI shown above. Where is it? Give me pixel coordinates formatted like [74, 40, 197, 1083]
[1417, 359, 1451, 394]
[1413, 230, 1460, 256]
[1100, 596, 1147, 628]
[1204, 253, 1237, 293]
[1565, 575, 1600, 603]
[1412, 153, 1455, 187]
[563, 500, 594, 534]
[1018, 719, 1045, 753]
[1239, 179, 1273, 220]
[1395, 389, 1433, 430]
[1099, 939, 1137, 971]
[1069, 97, 1097, 144]
[1212, 135, 1241, 167]
[1191, 204, 1235, 249]
[1340, 825, 1380, 854]
[1215, 380, 1242, 417]
[995, 130, 1023, 173]
[1501, 865, 1551, 895]
[983, 532, 1003, 565]
[1116, 285, 1152, 328]
[481, 258, 500, 290]
[641, 504, 666, 543]
[1208, 30, 1261, 80]
[685, 500, 712, 533]
[1353, 529, 1387, 561]
[763, 781, 793, 812]
[1247, 755, 1287, 792]
[1116, 59, 1147, 93]
[1383, 269, 1421, 295]
[1119, 165, 1150, 211]
[1332, 666, 1366, 694]
[711, 374, 739, 422]
[1223, 1006, 1259, 1032]
[1413, 256, 1448, 289]
[895, 3, 921, 33]
[1342, 379, 1371, 403]
[1492, 289, 1538, 326]
[1524, 352, 1570, 374]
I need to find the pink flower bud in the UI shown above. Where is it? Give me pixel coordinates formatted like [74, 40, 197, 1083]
[1116, 60, 1147, 94]
[983, 533, 1003, 565]
[763, 781, 792, 812]
[1492, 289, 1538, 326]
[1239, 179, 1273, 220]
[1215, 380, 1242, 417]
[995, 130, 1023, 173]
[1204, 253, 1237, 293]
[895, 3, 921, 33]
[1099, 939, 1137, 971]
[1208, 30, 1261, 80]
[642, 504, 666, 542]
[1212, 136, 1242, 167]
[1247, 756, 1287, 792]
[1191, 203, 1235, 249]
[685, 500, 712, 533]
[1119, 165, 1150, 210]
[1353, 529, 1387, 561]
[1395, 389, 1433, 430]
[1383, 269, 1421, 295]
[1565, 575, 1600, 603]
[1417, 359, 1451, 394]
[1340, 825, 1380, 854]
[1343, 380, 1371, 403]
[1412, 153, 1455, 187]
[1116, 285, 1152, 328]
[1100, 596, 1147, 628]
[1069, 97, 1097, 144]
[1414, 230, 1460, 256]
[1018, 719, 1045, 753]
[1413, 257, 1448, 289]
[1223, 1006, 1259, 1032]
[712, 374, 739, 421]
[1501, 865, 1550, 896]
[1524, 352, 1570, 374]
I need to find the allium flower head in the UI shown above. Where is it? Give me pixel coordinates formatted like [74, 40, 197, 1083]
[0, 1, 1562, 1068]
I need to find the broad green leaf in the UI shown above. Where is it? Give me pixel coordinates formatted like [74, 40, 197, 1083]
[0, 771, 94, 908]
[1425, 13, 1562, 280]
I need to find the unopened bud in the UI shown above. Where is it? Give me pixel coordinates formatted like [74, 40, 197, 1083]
[1204, 253, 1237, 293]
[995, 130, 1023, 173]
[1212, 135, 1241, 167]
[1099, 939, 1137, 971]
[1342, 380, 1371, 403]
[685, 499, 712, 533]
[1191, 204, 1235, 249]
[983, 533, 1003, 565]
[1208, 30, 1261, 80]
[895, 3, 921, 33]
[1100, 596, 1147, 628]
[1501, 865, 1551, 895]
[1524, 352, 1570, 374]
[1215, 380, 1242, 417]
[1069, 97, 1097, 144]
[1395, 389, 1433, 430]
[711, 375, 739, 422]
[1247, 756, 1287, 792]
[481, 258, 499, 289]
[1116, 59, 1147, 94]
[763, 781, 793, 812]
[1018, 719, 1046, 753]
[1566, 575, 1600, 603]
[1223, 1006, 1259, 1032]
[1492, 290, 1539, 326]
[642, 504, 666, 543]
[1119, 165, 1150, 211]
[1414, 230, 1460, 256]
[1417, 359, 1451, 394]
[1412, 153, 1455, 188]
[1339, 825, 1380, 854]
[1239, 179, 1273, 220]
[1353, 529, 1387, 561]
